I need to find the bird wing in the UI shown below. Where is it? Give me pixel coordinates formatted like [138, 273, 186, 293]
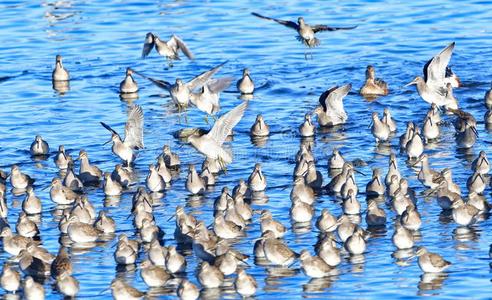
[251, 12, 299, 30]
[124, 104, 144, 149]
[101, 122, 120, 138]
[423, 42, 455, 85]
[429, 253, 451, 268]
[131, 69, 172, 91]
[208, 76, 233, 94]
[168, 35, 194, 59]
[141, 32, 155, 59]
[320, 84, 351, 116]
[206, 101, 248, 146]
[312, 24, 358, 33]
[187, 61, 228, 91]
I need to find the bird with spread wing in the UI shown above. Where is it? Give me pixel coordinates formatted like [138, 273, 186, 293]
[188, 101, 248, 170]
[141, 32, 194, 61]
[313, 84, 352, 127]
[101, 104, 144, 166]
[251, 12, 357, 47]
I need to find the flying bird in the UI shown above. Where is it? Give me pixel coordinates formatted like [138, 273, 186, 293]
[141, 32, 194, 61]
[251, 12, 357, 47]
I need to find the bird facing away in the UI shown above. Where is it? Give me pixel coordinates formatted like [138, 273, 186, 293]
[132, 61, 227, 110]
[314, 84, 351, 127]
[406, 42, 457, 107]
[101, 104, 144, 166]
[142, 32, 194, 60]
[188, 101, 248, 168]
[251, 12, 357, 47]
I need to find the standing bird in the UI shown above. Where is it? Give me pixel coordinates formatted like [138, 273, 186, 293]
[101, 104, 144, 166]
[30, 135, 49, 156]
[52, 55, 69, 82]
[406, 42, 457, 107]
[359, 65, 388, 96]
[141, 32, 194, 61]
[237, 68, 255, 94]
[314, 84, 352, 127]
[188, 101, 248, 168]
[251, 12, 357, 47]
[411, 247, 451, 273]
[133, 62, 227, 111]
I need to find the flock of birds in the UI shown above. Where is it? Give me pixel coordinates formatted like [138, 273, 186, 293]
[1, 10, 492, 300]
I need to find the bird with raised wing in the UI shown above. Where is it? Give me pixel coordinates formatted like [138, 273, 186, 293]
[313, 84, 351, 127]
[406, 42, 457, 107]
[133, 61, 227, 111]
[101, 104, 144, 166]
[188, 101, 248, 168]
[142, 32, 193, 61]
[251, 12, 357, 47]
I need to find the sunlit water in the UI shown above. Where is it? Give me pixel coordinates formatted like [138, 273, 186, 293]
[0, 0, 491, 298]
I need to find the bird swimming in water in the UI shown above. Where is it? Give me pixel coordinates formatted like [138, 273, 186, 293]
[237, 68, 255, 94]
[359, 65, 388, 97]
[52, 55, 69, 82]
[251, 12, 357, 47]
[406, 42, 458, 107]
[313, 84, 351, 127]
[188, 101, 248, 168]
[30, 135, 49, 156]
[141, 32, 194, 61]
[120, 68, 138, 94]
[101, 104, 144, 166]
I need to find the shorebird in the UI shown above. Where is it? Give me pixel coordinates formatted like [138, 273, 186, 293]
[56, 273, 79, 297]
[133, 61, 226, 110]
[188, 101, 248, 168]
[101, 104, 144, 165]
[51, 247, 72, 278]
[0, 227, 32, 256]
[185, 164, 205, 195]
[470, 152, 489, 177]
[166, 245, 186, 273]
[410, 247, 451, 273]
[77, 150, 102, 185]
[140, 259, 170, 287]
[366, 168, 385, 196]
[235, 269, 257, 297]
[190, 77, 233, 116]
[120, 68, 138, 94]
[198, 263, 225, 290]
[52, 54, 69, 81]
[444, 83, 459, 110]
[22, 187, 42, 215]
[30, 135, 49, 156]
[250, 114, 270, 137]
[422, 113, 439, 142]
[67, 216, 101, 243]
[251, 12, 357, 47]
[313, 84, 351, 127]
[237, 68, 255, 94]
[142, 32, 193, 60]
[392, 221, 414, 250]
[451, 199, 479, 226]
[359, 65, 388, 96]
[23, 276, 45, 300]
[406, 127, 424, 159]
[299, 113, 315, 137]
[316, 209, 337, 233]
[291, 176, 315, 204]
[54, 145, 73, 169]
[400, 206, 422, 231]
[261, 230, 298, 266]
[406, 42, 457, 106]
[366, 200, 387, 226]
[10, 165, 34, 189]
[146, 164, 165, 193]
[0, 263, 20, 293]
[290, 199, 314, 222]
[400, 122, 415, 151]
[371, 112, 390, 143]
[329, 148, 345, 170]
[50, 177, 78, 205]
[260, 210, 287, 238]
[177, 279, 200, 300]
[109, 278, 145, 300]
[161, 145, 181, 168]
[484, 83, 492, 109]
[299, 250, 333, 278]
[344, 227, 367, 255]
[248, 163, 267, 192]
[385, 153, 401, 186]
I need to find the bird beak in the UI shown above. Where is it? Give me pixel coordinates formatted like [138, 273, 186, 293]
[405, 79, 417, 87]
[411, 155, 424, 167]
[167, 213, 177, 222]
[99, 287, 110, 295]
[471, 126, 479, 138]
[103, 139, 112, 146]
[354, 169, 366, 176]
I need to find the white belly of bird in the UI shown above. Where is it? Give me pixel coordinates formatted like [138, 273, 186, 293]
[345, 235, 366, 255]
[192, 137, 232, 163]
[392, 230, 414, 249]
[452, 207, 473, 226]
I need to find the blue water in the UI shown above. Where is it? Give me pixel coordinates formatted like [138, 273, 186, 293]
[0, 0, 492, 298]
